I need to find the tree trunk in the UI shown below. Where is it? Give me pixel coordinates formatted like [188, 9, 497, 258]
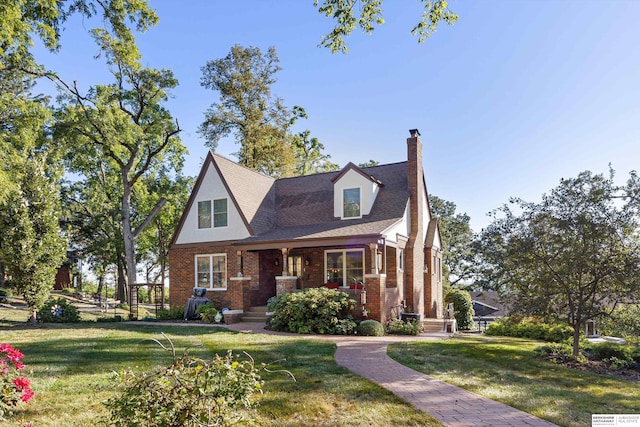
[116, 259, 127, 302]
[122, 179, 136, 306]
[572, 325, 581, 357]
[96, 270, 105, 299]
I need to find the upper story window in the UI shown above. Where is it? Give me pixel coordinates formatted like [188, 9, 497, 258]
[213, 198, 228, 227]
[343, 188, 361, 218]
[198, 199, 228, 228]
[198, 201, 211, 229]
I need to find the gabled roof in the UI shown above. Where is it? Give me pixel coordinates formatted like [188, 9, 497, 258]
[211, 153, 275, 235]
[170, 152, 275, 246]
[330, 162, 383, 185]
[172, 154, 415, 249]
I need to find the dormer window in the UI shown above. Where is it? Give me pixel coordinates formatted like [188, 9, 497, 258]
[343, 188, 361, 218]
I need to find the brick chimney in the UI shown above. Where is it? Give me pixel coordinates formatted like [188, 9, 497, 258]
[405, 129, 425, 317]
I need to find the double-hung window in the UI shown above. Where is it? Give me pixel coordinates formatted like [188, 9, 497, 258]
[196, 254, 227, 290]
[325, 249, 364, 287]
[198, 201, 211, 229]
[213, 198, 228, 227]
[198, 199, 228, 228]
[343, 188, 361, 218]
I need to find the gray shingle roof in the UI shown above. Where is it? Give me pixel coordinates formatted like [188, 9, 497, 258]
[234, 161, 410, 245]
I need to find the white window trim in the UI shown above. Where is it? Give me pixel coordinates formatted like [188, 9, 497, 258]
[213, 198, 229, 229]
[324, 248, 365, 288]
[194, 253, 227, 290]
[342, 187, 362, 219]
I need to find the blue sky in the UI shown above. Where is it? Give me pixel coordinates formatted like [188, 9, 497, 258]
[37, 0, 640, 231]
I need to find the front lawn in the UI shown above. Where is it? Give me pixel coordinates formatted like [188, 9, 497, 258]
[1, 323, 441, 426]
[388, 335, 640, 427]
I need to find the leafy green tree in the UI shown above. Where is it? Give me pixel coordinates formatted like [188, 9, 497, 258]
[200, 45, 330, 178]
[137, 172, 194, 287]
[0, 0, 157, 72]
[476, 170, 640, 355]
[56, 31, 186, 302]
[313, 0, 459, 53]
[358, 160, 379, 168]
[293, 129, 339, 175]
[429, 194, 474, 287]
[0, 152, 67, 320]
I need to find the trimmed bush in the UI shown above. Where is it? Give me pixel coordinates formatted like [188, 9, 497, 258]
[588, 342, 633, 363]
[268, 287, 356, 334]
[156, 305, 186, 321]
[357, 320, 385, 336]
[444, 288, 474, 330]
[196, 302, 219, 323]
[39, 297, 80, 323]
[486, 316, 573, 343]
[386, 318, 422, 335]
[534, 343, 581, 364]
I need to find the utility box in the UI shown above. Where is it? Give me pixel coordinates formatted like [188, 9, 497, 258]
[401, 313, 422, 323]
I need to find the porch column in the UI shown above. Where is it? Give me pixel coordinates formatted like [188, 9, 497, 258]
[236, 250, 243, 276]
[368, 243, 378, 274]
[281, 248, 289, 273]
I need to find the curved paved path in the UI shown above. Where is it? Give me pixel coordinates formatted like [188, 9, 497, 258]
[218, 323, 558, 427]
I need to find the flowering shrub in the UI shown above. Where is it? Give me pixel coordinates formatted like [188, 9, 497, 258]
[39, 297, 80, 323]
[0, 343, 34, 421]
[268, 287, 356, 334]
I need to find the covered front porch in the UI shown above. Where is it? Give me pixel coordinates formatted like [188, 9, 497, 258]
[232, 235, 421, 324]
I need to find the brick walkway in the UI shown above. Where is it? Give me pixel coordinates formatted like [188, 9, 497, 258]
[221, 323, 559, 427]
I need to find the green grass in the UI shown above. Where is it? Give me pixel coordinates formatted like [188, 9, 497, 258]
[388, 335, 640, 427]
[1, 322, 442, 426]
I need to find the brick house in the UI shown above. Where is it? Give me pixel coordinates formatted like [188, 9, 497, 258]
[169, 129, 444, 324]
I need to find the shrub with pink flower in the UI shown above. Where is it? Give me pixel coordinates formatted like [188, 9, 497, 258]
[0, 343, 34, 421]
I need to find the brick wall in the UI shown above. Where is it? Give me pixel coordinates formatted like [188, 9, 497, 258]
[169, 244, 254, 310]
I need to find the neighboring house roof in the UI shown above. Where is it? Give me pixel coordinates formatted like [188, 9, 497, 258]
[470, 291, 506, 317]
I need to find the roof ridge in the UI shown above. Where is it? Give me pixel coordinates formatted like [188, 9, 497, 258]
[211, 151, 276, 181]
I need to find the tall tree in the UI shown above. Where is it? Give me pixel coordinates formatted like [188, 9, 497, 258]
[136, 172, 194, 287]
[313, 0, 459, 53]
[429, 194, 474, 287]
[0, 151, 67, 320]
[56, 31, 185, 301]
[200, 45, 329, 178]
[476, 170, 640, 355]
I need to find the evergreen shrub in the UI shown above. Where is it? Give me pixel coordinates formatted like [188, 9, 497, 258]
[356, 319, 385, 336]
[444, 288, 475, 330]
[486, 316, 573, 342]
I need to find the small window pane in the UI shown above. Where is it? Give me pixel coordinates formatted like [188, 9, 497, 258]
[196, 256, 210, 286]
[211, 254, 226, 288]
[198, 201, 211, 229]
[346, 251, 363, 285]
[213, 199, 228, 227]
[343, 188, 360, 218]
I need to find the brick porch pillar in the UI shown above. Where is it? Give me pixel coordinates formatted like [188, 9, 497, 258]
[275, 276, 297, 297]
[363, 274, 386, 323]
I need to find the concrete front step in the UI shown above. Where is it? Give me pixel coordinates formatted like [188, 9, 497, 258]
[240, 306, 269, 322]
[422, 319, 456, 333]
